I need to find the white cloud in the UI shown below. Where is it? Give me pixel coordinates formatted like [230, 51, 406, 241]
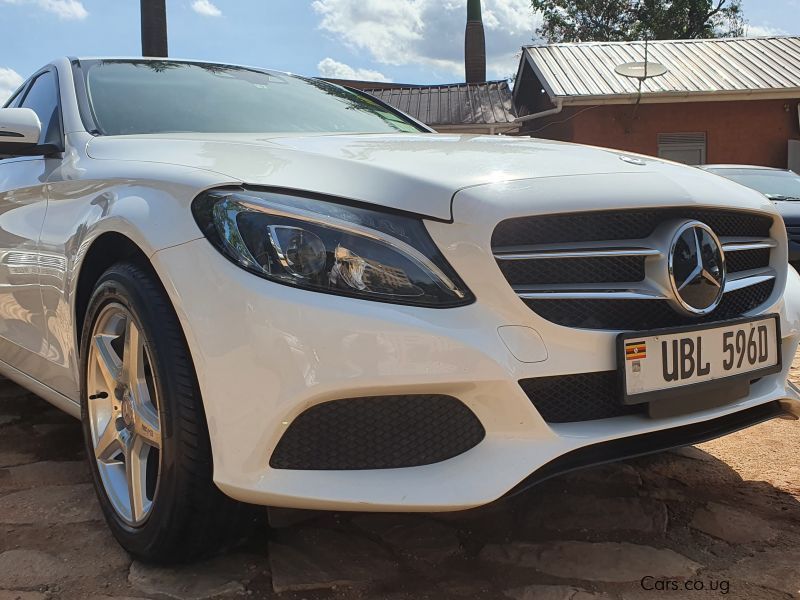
[317, 58, 390, 82]
[312, 0, 537, 80]
[1, 0, 88, 20]
[0, 67, 24, 105]
[746, 23, 788, 37]
[191, 0, 221, 17]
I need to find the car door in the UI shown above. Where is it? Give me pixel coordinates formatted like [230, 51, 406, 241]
[0, 69, 62, 381]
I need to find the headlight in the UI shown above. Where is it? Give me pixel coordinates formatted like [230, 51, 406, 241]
[192, 189, 474, 307]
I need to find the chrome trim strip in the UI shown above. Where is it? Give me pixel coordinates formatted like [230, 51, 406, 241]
[721, 238, 778, 252]
[723, 268, 777, 293]
[495, 247, 660, 261]
[517, 289, 665, 301]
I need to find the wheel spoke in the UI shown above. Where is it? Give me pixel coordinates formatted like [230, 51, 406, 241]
[94, 417, 122, 463]
[125, 434, 149, 523]
[122, 317, 142, 385]
[133, 404, 162, 449]
[93, 334, 122, 392]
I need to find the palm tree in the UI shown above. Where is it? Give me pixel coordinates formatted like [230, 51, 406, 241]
[465, 0, 486, 83]
[141, 0, 168, 57]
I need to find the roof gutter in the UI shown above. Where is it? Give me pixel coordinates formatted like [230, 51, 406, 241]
[508, 98, 564, 133]
[514, 98, 564, 123]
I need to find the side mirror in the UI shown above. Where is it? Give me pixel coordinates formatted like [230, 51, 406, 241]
[0, 108, 54, 156]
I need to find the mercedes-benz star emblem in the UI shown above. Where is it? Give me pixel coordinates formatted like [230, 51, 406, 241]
[668, 221, 726, 316]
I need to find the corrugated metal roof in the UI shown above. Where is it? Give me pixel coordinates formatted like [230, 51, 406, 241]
[363, 81, 516, 126]
[522, 36, 800, 104]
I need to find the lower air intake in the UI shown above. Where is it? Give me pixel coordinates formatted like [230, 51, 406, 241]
[270, 395, 485, 470]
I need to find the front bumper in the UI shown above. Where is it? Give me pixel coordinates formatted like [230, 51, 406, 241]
[152, 231, 800, 512]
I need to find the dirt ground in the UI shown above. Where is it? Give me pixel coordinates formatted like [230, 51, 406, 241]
[1, 359, 799, 599]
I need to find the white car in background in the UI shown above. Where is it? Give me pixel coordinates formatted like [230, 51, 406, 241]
[1, 57, 799, 563]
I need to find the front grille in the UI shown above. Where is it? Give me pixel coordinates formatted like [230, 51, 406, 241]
[520, 371, 643, 423]
[492, 208, 777, 331]
[492, 208, 773, 247]
[786, 224, 800, 243]
[497, 255, 645, 285]
[525, 280, 775, 330]
[726, 248, 771, 273]
[270, 395, 485, 470]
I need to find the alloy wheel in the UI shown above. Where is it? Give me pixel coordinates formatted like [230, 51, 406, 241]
[86, 303, 162, 526]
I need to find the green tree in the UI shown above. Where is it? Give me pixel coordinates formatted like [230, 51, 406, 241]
[531, 0, 745, 42]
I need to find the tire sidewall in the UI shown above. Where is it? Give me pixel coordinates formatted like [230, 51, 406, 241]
[79, 264, 197, 556]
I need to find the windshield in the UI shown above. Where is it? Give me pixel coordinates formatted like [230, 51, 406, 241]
[79, 60, 424, 136]
[706, 168, 800, 200]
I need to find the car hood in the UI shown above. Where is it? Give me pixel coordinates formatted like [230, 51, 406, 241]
[88, 132, 697, 220]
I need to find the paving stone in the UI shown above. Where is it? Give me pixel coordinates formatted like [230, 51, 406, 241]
[0, 461, 90, 492]
[0, 592, 48, 600]
[352, 514, 461, 562]
[505, 585, 612, 600]
[559, 464, 642, 489]
[0, 453, 37, 468]
[88, 596, 152, 600]
[0, 384, 34, 399]
[481, 541, 701, 583]
[724, 549, 800, 597]
[0, 549, 69, 588]
[269, 528, 398, 592]
[669, 446, 716, 462]
[690, 502, 777, 544]
[527, 496, 668, 535]
[129, 554, 261, 600]
[438, 578, 493, 597]
[0, 484, 101, 524]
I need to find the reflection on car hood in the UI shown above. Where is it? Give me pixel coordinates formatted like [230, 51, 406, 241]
[89, 132, 701, 220]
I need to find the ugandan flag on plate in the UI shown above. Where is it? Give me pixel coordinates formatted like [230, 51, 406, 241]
[625, 340, 647, 361]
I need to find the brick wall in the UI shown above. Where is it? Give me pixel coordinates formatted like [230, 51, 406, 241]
[522, 98, 800, 168]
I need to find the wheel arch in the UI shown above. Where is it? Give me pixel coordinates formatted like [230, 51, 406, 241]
[74, 232, 156, 354]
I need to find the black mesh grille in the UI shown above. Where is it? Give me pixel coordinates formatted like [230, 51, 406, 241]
[270, 395, 485, 470]
[492, 208, 773, 248]
[524, 280, 775, 331]
[498, 255, 645, 285]
[726, 248, 771, 273]
[520, 372, 644, 423]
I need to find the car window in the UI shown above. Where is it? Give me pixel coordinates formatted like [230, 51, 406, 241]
[3, 82, 28, 108]
[19, 70, 62, 146]
[707, 169, 800, 200]
[81, 60, 424, 136]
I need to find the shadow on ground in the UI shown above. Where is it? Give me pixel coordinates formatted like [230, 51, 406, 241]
[1, 380, 799, 600]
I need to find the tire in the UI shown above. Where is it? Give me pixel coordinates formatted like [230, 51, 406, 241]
[79, 261, 259, 563]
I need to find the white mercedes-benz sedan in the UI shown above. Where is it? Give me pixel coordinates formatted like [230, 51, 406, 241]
[1, 57, 799, 562]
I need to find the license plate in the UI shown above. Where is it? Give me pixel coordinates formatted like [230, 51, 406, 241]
[618, 315, 782, 404]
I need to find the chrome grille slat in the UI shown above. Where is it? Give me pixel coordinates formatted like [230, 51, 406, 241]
[494, 247, 661, 261]
[724, 268, 777, 293]
[720, 237, 778, 252]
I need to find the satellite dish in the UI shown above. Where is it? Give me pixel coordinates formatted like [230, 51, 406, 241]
[615, 61, 668, 80]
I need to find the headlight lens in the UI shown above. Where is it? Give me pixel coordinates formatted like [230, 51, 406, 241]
[192, 189, 473, 307]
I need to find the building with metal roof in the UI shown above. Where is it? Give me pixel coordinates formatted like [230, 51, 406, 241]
[363, 81, 517, 134]
[513, 36, 800, 170]
[322, 79, 517, 134]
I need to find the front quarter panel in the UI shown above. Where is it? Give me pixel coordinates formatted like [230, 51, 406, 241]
[38, 145, 238, 400]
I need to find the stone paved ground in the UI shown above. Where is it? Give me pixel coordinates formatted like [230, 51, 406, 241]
[1, 359, 799, 600]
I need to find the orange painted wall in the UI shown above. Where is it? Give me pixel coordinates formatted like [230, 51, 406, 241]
[523, 99, 800, 168]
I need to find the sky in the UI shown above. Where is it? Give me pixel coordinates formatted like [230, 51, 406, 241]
[0, 0, 798, 103]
